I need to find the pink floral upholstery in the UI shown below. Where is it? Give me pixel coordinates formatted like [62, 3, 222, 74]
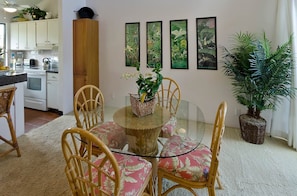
[90, 121, 127, 149]
[160, 135, 198, 157]
[158, 138, 211, 182]
[88, 153, 152, 195]
[161, 116, 177, 137]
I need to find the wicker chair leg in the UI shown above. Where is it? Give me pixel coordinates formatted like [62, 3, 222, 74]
[7, 115, 21, 157]
[216, 171, 223, 189]
[208, 186, 216, 196]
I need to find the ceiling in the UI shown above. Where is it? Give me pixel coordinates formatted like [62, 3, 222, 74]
[14, 0, 42, 6]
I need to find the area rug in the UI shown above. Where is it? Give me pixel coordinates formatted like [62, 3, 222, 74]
[0, 113, 297, 196]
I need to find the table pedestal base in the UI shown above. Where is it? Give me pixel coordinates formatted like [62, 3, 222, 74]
[125, 127, 161, 156]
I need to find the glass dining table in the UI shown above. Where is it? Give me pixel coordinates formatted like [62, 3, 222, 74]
[88, 97, 205, 195]
[97, 97, 206, 159]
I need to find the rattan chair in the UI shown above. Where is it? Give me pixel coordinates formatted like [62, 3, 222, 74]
[61, 127, 152, 196]
[156, 77, 181, 137]
[74, 85, 126, 156]
[0, 86, 21, 157]
[158, 101, 227, 196]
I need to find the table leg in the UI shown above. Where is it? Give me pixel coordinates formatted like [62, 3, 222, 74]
[145, 157, 159, 196]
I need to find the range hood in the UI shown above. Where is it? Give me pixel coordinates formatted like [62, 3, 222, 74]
[36, 44, 58, 50]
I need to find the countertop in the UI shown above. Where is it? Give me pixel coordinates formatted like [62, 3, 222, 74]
[45, 68, 59, 73]
[0, 71, 27, 87]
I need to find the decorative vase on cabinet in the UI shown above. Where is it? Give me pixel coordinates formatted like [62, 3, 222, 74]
[73, 19, 99, 96]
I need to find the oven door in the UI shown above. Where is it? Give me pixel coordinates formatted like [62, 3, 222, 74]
[24, 72, 46, 99]
[24, 71, 47, 111]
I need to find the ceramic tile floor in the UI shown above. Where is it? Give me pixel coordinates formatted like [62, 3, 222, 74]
[24, 108, 61, 133]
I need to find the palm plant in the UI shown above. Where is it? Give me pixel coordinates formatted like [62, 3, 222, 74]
[222, 32, 295, 119]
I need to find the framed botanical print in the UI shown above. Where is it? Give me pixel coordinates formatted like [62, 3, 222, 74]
[125, 22, 140, 67]
[196, 17, 217, 70]
[170, 19, 188, 69]
[146, 21, 162, 68]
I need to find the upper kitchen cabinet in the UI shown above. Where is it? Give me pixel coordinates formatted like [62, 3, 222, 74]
[36, 19, 59, 49]
[10, 21, 36, 50]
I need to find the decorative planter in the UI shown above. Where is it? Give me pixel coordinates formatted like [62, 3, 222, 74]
[239, 114, 266, 144]
[130, 94, 156, 117]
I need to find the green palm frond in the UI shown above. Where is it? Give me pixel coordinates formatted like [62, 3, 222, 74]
[222, 32, 295, 117]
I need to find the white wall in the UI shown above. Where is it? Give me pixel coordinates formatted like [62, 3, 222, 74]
[58, 0, 86, 114]
[0, 0, 279, 128]
[86, 0, 278, 128]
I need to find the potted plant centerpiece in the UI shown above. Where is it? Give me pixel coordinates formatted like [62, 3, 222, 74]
[123, 63, 163, 117]
[222, 32, 295, 144]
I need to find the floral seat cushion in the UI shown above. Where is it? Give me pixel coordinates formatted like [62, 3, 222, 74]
[88, 153, 152, 195]
[90, 121, 127, 149]
[160, 135, 198, 157]
[158, 138, 211, 182]
[161, 116, 177, 137]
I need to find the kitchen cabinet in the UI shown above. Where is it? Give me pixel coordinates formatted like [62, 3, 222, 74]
[0, 82, 25, 144]
[10, 21, 36, 50]
[47, 72, 59, 110]
[73, 19, 99, 95]
[10, 23, 18, 50]
[36, 19, 59, 48]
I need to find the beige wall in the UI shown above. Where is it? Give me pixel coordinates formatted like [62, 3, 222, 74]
[88, 0, 278, 128]
[1, 0, 279, 128]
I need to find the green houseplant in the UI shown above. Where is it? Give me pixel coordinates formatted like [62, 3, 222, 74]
[21, 6, 46, 20]
[135, 63, 163, 102]
[222, 32, 295, 144]
[123, 63, 163, 117]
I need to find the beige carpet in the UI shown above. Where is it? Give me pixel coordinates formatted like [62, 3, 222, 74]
[0, 111, 297, 196]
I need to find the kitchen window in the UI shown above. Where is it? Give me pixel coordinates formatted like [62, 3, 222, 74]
[0, 23, 6, 64]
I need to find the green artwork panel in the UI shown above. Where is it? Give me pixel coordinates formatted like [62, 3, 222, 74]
[125, 22, 140, 67]
[146, 21, 162, 68]
[196, 17, 217, 70]
[170, 20, 188, 69]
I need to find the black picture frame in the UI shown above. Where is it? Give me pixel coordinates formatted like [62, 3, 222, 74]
[170, 19, 188, 69]
[125, 22, 140, 67]
[146, 21, 162, 68]
[196, 17, 217, 70]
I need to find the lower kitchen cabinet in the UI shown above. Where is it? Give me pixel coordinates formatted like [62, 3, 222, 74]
[47, 72, 59, 110]
[0, 82, 25, 144]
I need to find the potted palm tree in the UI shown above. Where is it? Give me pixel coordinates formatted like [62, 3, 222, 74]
[222, 32, 295, 144]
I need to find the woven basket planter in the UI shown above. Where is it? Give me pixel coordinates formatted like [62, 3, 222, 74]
[130, 94, 156, 117]
[239, 114, 266, 144]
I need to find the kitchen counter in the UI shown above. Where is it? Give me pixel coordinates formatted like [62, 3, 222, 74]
[0, 71, 26, 140]
[0, 71, 27, 87]
[45, 68, 59, 73]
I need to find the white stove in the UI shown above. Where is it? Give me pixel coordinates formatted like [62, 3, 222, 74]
[23, 66, 47, 111]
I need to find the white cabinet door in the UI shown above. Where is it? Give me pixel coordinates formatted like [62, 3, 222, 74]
[47, 19, 59, 44]
[26, 21, 36, 50]
[36, 19, 59, 47]
[47, 73, 59, 109]
[18, 22, 27, 49]
[10, 23, 19, 50]
[0, 83, 25, 145]
[14, 82, 25, 136]
[36, 20, 48, 45]
[10, 21, 36, 50]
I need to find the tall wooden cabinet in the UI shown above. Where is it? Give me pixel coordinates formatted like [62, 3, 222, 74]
[73, 19, 99, 95]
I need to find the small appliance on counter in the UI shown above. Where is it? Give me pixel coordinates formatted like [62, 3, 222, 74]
[15, 52, 24, 67]
[29, 59, 37, 68]
[42, 57, 51, 69]
[24, 59, 30, 67]
[12, 52, 24, 72]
